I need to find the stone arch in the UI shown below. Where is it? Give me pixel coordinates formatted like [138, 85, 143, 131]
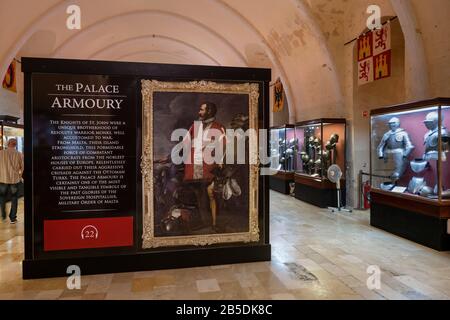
[116, 51, 193, 65]
[51, 10, 246, 66]
[214, 0, 297, 123]
[390, 0, 431, 100]
[89, 35, 220, 65]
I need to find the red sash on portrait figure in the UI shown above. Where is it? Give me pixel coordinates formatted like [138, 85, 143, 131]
[184, 120, 226, 182]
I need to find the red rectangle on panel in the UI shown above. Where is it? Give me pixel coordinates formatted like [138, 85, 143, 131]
[44, 216, 134, 251]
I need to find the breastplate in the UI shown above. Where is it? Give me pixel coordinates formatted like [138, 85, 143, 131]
[385, 132, 405, 150]
[424, 127, 449, 159]
[425, 127, 449, 149]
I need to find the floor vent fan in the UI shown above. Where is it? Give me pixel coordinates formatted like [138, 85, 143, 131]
[327, 164, 352, 213]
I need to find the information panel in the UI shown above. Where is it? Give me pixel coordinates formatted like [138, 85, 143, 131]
[32, 74, 136, 254]
[22, 57, 270, 279]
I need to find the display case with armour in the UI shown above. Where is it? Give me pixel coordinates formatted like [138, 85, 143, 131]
[370, 98, 450, 251]
[293, 118, 347, 208]
[269, 125, 296, 194]
[370, 101, 449, 201]
[269, 125, 296, 172]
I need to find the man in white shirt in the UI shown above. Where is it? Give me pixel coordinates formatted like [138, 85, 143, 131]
[0, 138, 24, 224]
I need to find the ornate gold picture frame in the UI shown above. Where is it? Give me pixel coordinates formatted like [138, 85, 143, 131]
[141, 80, 260, 249]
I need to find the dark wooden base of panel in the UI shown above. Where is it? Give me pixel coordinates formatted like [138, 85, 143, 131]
[22, 244, 271, 279]
[371, 190, 450, 251]
[269, 171, 294, 194]
[294, 174, 345, 208]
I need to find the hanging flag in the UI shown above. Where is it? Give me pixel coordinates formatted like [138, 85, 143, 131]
[2, 60, 17, 92]
[273, 78, 284, 112]
[357, 22, 391, 85]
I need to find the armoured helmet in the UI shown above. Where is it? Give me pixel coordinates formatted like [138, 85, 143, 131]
[388, 117, 400, 131]
[423, 111, 439, 130]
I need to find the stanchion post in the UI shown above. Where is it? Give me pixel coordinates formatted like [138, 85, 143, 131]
[358, 170, 363, 210]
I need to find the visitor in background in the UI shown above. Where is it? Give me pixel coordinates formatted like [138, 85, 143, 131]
[0, 138, 23, 224]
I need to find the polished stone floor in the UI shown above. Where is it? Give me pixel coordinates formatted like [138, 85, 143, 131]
[1, 192, 450, 300]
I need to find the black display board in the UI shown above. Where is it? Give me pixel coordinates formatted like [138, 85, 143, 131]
[22, 57, 271, 279]
[31, 74, 137, 259]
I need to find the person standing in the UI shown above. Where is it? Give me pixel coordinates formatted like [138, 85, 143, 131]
[183, 102, 225, 231]
[0, 138, 24, 224]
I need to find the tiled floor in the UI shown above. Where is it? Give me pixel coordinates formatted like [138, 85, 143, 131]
[1, 192, 450, 300]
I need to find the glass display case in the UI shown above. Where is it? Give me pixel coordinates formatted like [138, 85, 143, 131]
[369, 98, 450, 251]
[293, 119, 347, 208]
[269, 125, 295, 194]
[370, 102, 449, 201]
[295, 119, 346, 179]
[269, 125, 296, 172]
[0, 116, 24, 152]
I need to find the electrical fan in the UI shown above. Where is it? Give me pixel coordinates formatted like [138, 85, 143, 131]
[327, 164, 352, 213]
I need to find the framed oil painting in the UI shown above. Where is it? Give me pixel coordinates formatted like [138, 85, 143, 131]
[141, 80, 260, 248]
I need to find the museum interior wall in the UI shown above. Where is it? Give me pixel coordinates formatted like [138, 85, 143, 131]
[0, 86, 20, 119]
[348, 17, 406, 205]
[0, 0, 449, 206]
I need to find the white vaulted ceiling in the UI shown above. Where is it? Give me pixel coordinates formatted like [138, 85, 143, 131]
[0, 0, 449, 123]
[0, 0, 347, 122]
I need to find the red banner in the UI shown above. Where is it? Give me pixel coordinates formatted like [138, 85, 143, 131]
[44, 216, 134, 251]
[357, 23, 391, 85]
[2, 60, 16, 92]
